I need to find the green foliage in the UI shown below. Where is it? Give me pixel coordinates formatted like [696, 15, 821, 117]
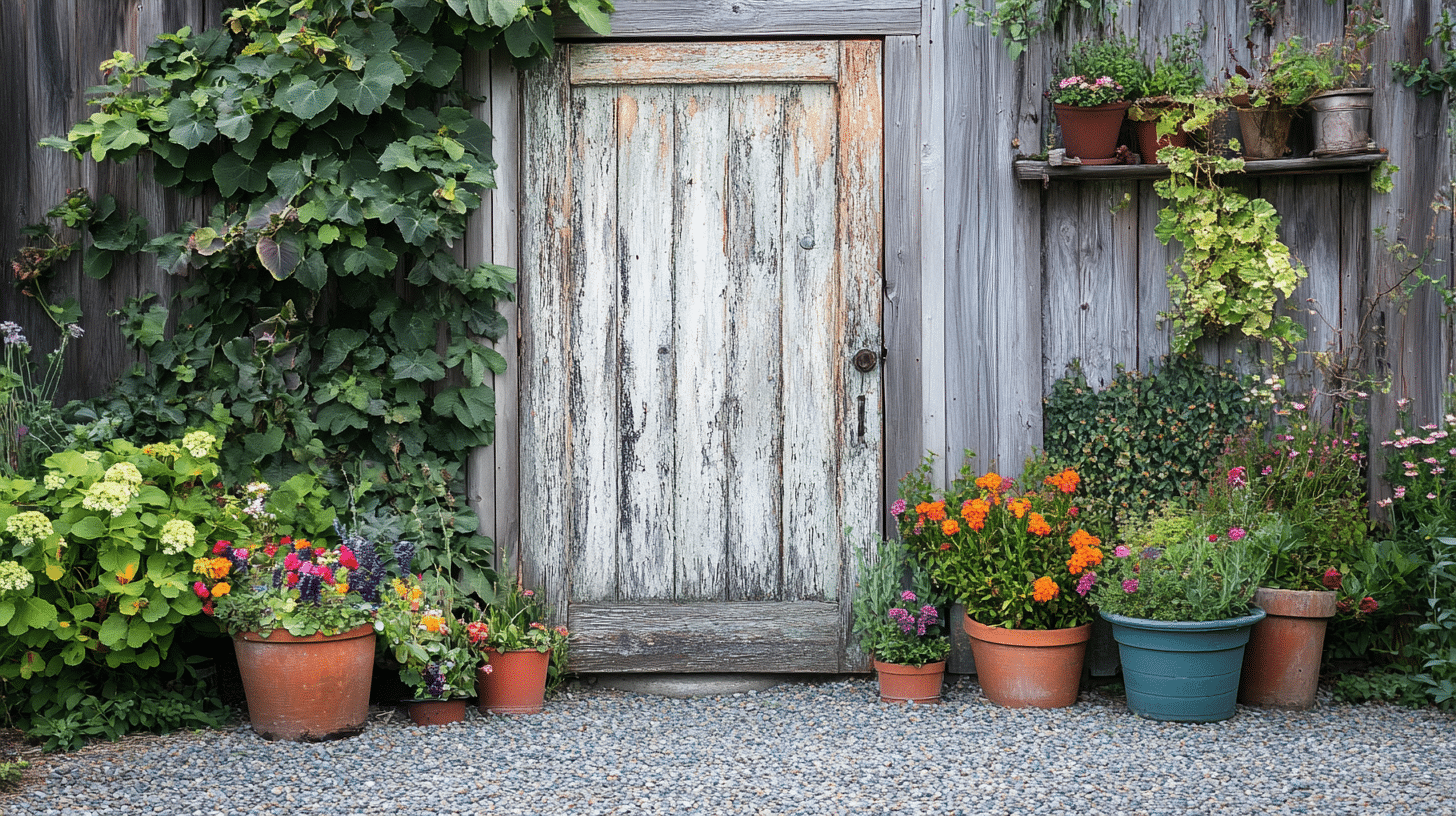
[1042, 356, 1253, 532]
[1394, 9, 1456, 97]
[0, 760, 28, 791]
[1140, 27, 1206, 99]
[1054, 34, 1149, 101]
[37, 0, 613, 607]
[377, 573, 474, 699]
[852, 533, 950, 667]
[1226, 37, 1325, 108]
[0, 322, 83, 478]
[1325, 536, 1426, 662]
[958, 0, 1119, 61]
[1153, 146, 1308, 357]
[1312, 0, 1387, 90]
[1091, 506, 1274, 622]
[1331, 667, 1431, 707]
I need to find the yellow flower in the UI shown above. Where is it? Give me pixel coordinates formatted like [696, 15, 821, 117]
[211, 582, 231, 597]
[336, 582, 349, 594]
[421, 614, 445, 633]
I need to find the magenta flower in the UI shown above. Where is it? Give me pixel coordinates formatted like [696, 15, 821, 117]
[1113, 545, 1131, 558]
[1075, 571, 1097, 597]
[1228, 527, 1246, 541]
[890, 499, 907, 517]
[902, 590, 917, 602]
[1226, 466, 1247, 487]
[1122, 579, 1139, 593]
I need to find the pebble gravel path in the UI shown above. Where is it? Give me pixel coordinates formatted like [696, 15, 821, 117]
[5, 676, 1454, 816]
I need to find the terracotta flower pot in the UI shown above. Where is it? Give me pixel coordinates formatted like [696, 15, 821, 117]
[963, 617, 1091, 708]
[1239, 587, 1338, 710]
[1053, 101, 1131, 162]
[1132, 118, 1191, 164]
[873, 659, 946, 704]
[233, 624, 376, 741]
[478, 648, 551, 715]
[1235, 105, 1294, 159]
[407, 698, 469, 726]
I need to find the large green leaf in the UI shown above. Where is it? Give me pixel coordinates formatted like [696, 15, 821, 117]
[389, 350, 447, 382]
[67, 516, 108, 541]
[257, 233, 301, 280]
[433, 385, 496, 428]
[486, 0, 524, 27]
[244, 426, 287, 457]
[567, 0, 613, 34]
[213, 152, 269, 197]
[165, 99, 217, 149]
[278, 78, 338, 121]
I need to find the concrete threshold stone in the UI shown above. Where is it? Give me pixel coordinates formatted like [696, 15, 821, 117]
[589, 673, 783, 698]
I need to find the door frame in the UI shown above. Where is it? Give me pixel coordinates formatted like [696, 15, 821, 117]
[465, 2, 927, 642]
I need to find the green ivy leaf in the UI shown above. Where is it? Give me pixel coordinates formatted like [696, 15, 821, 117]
[389, 350, 447, 382]
[433, 385, 495, 428]
[257, 233, 301, 280]
[278, 78, 339, 121]
[567, 0, 613, 34]
[213, 152, 269, 197]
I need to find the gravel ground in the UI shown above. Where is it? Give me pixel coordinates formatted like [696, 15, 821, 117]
[4, 676, 1454, 816]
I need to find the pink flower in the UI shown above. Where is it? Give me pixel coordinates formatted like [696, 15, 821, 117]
[1122, 579, 1139, 593]
[901, 590, 917, 602]
[1429, 493, 1438, 500]
[1359, 596, 1379, 614]
[1376, 498, 1393, 508]
[1227, 527, 1246, 541]
[1059, 75, 1082, 88]
[1322, 568, 1342, 590]
[1398, 398, 1411, 409]
[1292, 402, 1306, 410]
[1113, 545, 1131, 558]
[1227, 466, 1247, 487]
[1075, 571, 1097, 597]
[284, 552, 302, 571]
[193, 581, 209, 598]
[1394, 486, 1407, 499]
[890, 499, 907, 517]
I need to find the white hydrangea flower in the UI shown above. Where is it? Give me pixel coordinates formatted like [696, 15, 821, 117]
[80, 451, 102, 463]
[103, 462, 143, 486]
[81, 480, 137, 517]
[5, 511, 54, 546]
[159, 519, 197, 555]
[181, 430, 217, 459]
[0, 561, 32, 594]
[43, 472, 66, 491]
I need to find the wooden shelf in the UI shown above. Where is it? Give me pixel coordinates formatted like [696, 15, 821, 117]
[1014, 151, 1388, 182]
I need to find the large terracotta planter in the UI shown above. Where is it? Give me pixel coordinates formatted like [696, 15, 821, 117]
[233, 624, 375, 741]
[873, 659, 946, 704]
[1103, 608, 1265, 722]
[1053, 101, 1131, 162]
[407, 698, 469, 726]
[964, 617, 1091, 708]
[1239, 587, 1338, 710]
[478, 648, 551, 714]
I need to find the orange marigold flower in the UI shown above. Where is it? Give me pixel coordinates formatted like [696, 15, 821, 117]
[336, 582, 349, 594]
[1067, 546, 1105, 575]
[421, 614, 446, 633]
[915, 502, 936, 517]
[1027, 513, 1051, 537]
[941, 519, 960, 536]
[1008, 498, 1031, 519]
[1069, 529, 1101, 551]
[1045, 468, 1081, 494]
[924, 502, 948, 522]
[975, 473, 1004, 494]
[211, 581, 231, 598]
[294, 538, 312, 550]
[1031, 576, 1059, 602]
[961, 498, 990, 531]
[939, 542, 952, 550]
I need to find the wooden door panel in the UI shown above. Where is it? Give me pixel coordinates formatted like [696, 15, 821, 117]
[521, 41, 882, 672]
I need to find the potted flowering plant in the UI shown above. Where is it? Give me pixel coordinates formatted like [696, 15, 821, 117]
[1047, 36, 1147, 162]
[191, 486, 390, 741]
[897, 454, 1101, 708]
[1204, 395, 1368, 709]
[851, 534, 951, 704]
[1225, 36, 1324, 158]
[376, 565, 476, 726]
[1090, 501, 1275, 722]
[1307, 0, 1387, 156]
[465, 581, 569, 715]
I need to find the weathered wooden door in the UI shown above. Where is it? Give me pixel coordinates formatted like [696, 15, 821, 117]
[519, 40, 883, 673]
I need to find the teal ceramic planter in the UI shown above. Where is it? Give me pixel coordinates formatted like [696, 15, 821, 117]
[1101, 608, 1267, 723]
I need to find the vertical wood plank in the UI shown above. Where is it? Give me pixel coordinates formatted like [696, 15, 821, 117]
[671, 83, 732, 601]
[518, 50, 573, 620]
[489, 53, 524, 578]
[883, 34, 923, 512]
[919, 0, 949, 488]
[780, 83, 840, 602]
[616, 85, 678, 600]
[463, 47, 494, 565]
[725, 85, 786, 602]
[569, 84, 622, 603]
[836, 40, 884, 671]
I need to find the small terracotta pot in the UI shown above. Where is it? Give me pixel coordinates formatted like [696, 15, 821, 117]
[1236, 105, 1295, 159]
[407, 698, 469, 726]
[478, 648, 551, 715]
[1239, 587, 1338, 710]
[233, 624, 376, 741]
[1053, 101, 1131, 161]
[964, 617, 1091, 709]
[873, 660, 946, 704]
[1132, 119, 1191, 164]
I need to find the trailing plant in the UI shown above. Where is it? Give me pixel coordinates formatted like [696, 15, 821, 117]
[958, 0, 1119, 61]
[1312, 0, 1387, 90]
[1394, 9, 1456, 97]
[1153, 145, 1308, 357]
[1042, 356, 1253, 533]
[852, 533, 950, 667]
[35, 0, 613, 608]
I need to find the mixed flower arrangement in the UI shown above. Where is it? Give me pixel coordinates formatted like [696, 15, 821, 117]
[466, 581, 570, 658]
[376, 557, 475, 701]
[191, 488, 387, 637]
[851, 534, 951, 667]
[897, 455, 1101, 631]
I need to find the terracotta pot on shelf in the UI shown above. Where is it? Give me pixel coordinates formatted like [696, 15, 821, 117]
[873, 659, 946, 704]
[1132, 119, 1192, 164]
[1238, 587, 1338, 710]
[407, 698, 469, 726]
[233, 624, 376, 741]
[963, 617, 1091, 709]
[1053, 101, 1131, 163]
[477, 648, 551, 715]
[1235, 105, 1295, 159]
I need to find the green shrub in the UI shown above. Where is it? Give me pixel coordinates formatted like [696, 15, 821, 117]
[1042, 355, 1253, 533]
[0, 760, 30, 791]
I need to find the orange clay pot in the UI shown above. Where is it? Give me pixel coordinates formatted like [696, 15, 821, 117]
[873, 660, 946, 704]
[407, 698, 469, 726]
[233, 624, 375, 741]
[1238, 587, 1338, 710]
[478, 648, 551, 715]
[964, 617, 1091, 709]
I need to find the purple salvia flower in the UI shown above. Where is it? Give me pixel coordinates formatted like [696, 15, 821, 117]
[1075, 571, 1097, 597]
[1122, 578, 1139, 593]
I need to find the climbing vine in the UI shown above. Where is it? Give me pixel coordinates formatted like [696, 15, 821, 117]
[35, 0, 613, 598]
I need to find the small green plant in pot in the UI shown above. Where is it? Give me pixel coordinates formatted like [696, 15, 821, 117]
[852, 533, 951, 704]
[1225, 36, 1323, 158]
[1091, 502, 1275, 722]
[1129, 28, 1208, 163]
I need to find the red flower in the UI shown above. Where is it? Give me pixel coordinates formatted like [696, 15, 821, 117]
[339, 545, 359, 570]
[1068, 506, 1079, 517]
[212, 541, 229, 555]
[1359, 596, 1379, 614]
[202, 601, 215, 616]
[280, 536, 293, 547]
[263, 543, 279, 558]
[1322, 568, 1343, 591]
[939, 542, 951, 551]
[286, 572, 300, 587]
[1207, 534, 1219, 542]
